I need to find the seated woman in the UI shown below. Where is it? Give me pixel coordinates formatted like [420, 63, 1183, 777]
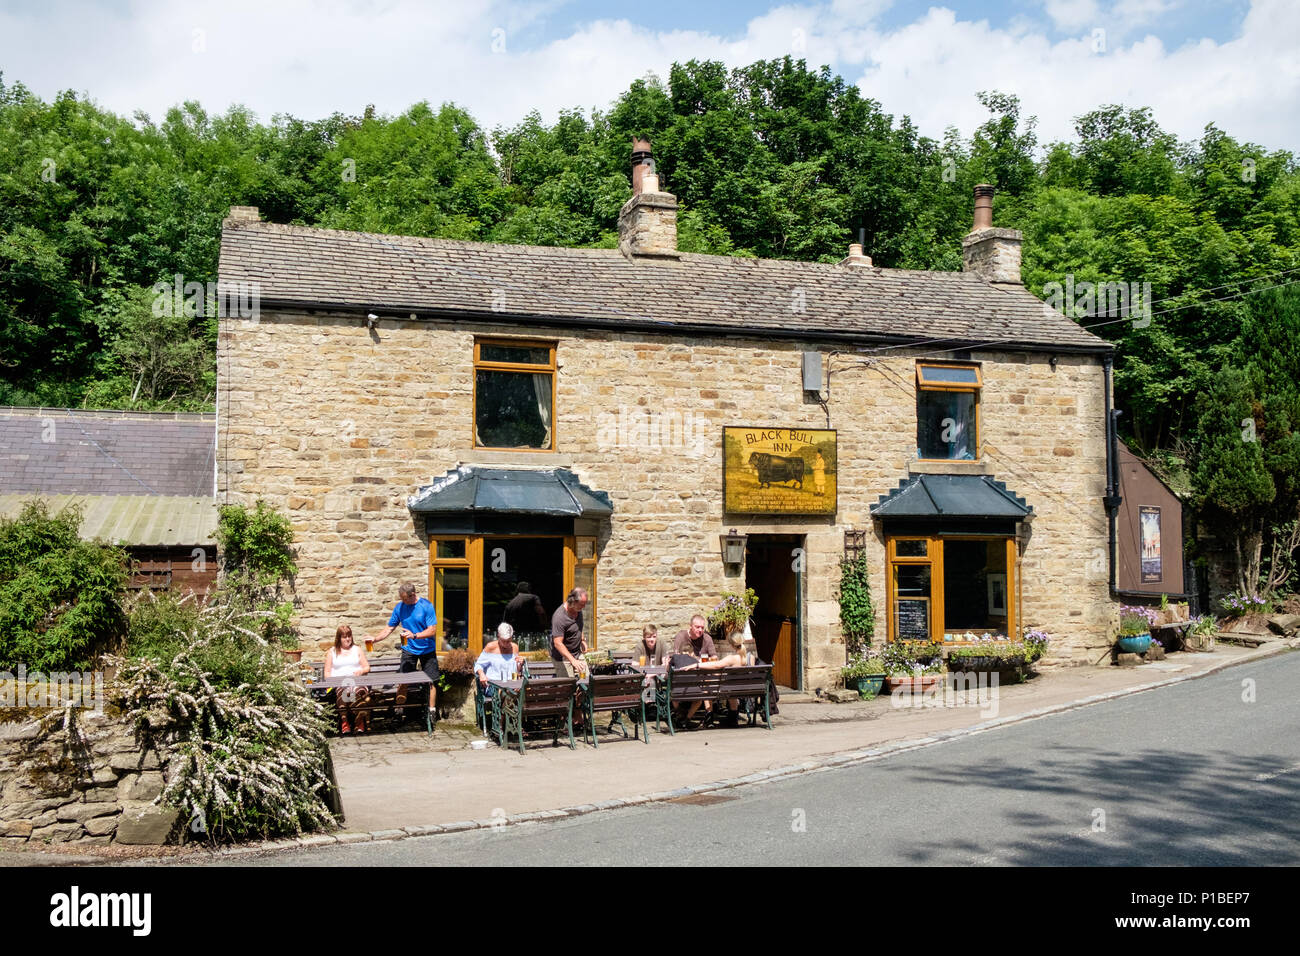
[475, 622, 522, 695]
[678, 631, 749, 726]
[325, 624, 371, 734]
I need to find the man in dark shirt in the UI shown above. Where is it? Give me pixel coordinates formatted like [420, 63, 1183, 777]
[673, 614, 716, 660]
[549, 587, 589, 676]
[502, 581, 547, 635]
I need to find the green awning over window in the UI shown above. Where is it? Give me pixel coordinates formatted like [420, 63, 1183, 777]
[871, 474, 1032, 519]
[407, 467, 613, 517]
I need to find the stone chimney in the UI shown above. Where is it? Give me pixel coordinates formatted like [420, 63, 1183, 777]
[838, 242, 873, 268]
[961, 185, 1022, 284]
[225, 205, 260, 224]
[618, 139, 678, 259]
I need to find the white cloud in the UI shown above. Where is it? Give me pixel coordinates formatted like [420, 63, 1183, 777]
[0, 0, 1294, 152]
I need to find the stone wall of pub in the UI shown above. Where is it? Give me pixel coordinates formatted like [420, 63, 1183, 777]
[218, 311, 1118, 689]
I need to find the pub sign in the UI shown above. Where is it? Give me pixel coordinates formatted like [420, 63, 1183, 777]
[723, 427, 837, 516]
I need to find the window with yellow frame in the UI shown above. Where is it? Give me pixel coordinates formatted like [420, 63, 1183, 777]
[473, 339, 556, 450]
[886, 533, 1017, 644]
[916, 362, 981, 461]
[427, 534, 597, 656]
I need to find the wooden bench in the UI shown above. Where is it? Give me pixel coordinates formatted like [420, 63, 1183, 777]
[308, 654, 403, 683]
[654, 664, 773, 735]
[521, 659, 557, 679]
[582, 673, 649, 747]
[492, 677, 579, 754]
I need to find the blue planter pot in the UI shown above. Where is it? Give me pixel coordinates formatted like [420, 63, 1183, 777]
[857, 674, 885, 698]
[1116, 633, 1152, 654]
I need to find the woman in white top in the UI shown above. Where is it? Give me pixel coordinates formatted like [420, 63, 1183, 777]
[475, 622, 522, 695]
[325, 624, 371, 733]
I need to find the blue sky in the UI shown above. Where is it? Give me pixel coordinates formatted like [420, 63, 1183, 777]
[0, 0, 1294, 150]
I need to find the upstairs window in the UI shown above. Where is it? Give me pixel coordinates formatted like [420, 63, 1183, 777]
[474, 339, 555, 449]
[916, 362, 981, 460]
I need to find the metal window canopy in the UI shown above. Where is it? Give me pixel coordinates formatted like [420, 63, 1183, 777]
[408, 467, 613, 535]
[870, 474, 1033, 523]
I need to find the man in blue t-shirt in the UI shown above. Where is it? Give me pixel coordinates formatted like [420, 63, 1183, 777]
[374, 582, 440, 723]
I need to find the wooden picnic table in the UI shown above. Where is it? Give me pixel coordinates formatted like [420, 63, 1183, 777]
[309, 670, 434, 735]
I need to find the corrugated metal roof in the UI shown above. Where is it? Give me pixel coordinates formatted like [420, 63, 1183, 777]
[871, 474, 1032, 518]
[0, 494, 217, 546]
[218, 218, 1112, 352]
[408, 467, 613, 516]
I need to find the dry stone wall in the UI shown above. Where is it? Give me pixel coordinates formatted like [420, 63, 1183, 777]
[219, 311, 1118, 689]
[0, 708, 177, 847]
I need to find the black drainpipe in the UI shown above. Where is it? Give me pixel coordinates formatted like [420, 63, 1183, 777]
[1103, 355, 1123, 598]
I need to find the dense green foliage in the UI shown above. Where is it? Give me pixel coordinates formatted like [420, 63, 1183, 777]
[3, 59, 1298, 590]
[0, 501, 128, 671]
[214, 500, 300, 648]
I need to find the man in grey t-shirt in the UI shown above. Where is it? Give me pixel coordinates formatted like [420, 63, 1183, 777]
[549, 587, 589, 676]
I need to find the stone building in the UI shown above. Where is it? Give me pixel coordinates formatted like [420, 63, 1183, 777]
[216, 148, 1119, 690]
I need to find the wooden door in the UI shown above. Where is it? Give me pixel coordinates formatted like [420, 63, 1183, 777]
[773, 618, 795, 688]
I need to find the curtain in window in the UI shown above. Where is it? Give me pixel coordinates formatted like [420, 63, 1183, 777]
[533, 373, 552, 447]
[946, 392, 975, 459]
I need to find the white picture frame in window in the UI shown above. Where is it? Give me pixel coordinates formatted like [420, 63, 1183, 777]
[987, 572, 1007, 616]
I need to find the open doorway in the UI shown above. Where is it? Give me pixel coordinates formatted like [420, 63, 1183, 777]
[483, 537, 564, 652]
[744, 534, 803, 690]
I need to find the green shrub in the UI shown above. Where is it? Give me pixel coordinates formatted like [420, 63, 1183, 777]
[214, 501, 300, 648]
[0, 501, 128, 671]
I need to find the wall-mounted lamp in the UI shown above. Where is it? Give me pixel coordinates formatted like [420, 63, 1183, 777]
[720, 528, 747, 572]
[1049, 355, 1058, 370]
[366, 312, 379, 329]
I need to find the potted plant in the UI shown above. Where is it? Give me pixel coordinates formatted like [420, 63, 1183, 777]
[881, 640, 944, 691]
[708, 588, 759, 640]
[946, 641, 1026, 672]
[1185, 614, 1217, 652]
[1116, 605, 1156, 654]
[583, 652, 618, 675]
[279, 629, 303, 663]
[1024, 628, 1050, 663]
[840, 656, 886, 699]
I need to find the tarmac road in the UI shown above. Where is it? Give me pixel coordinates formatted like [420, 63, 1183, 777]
[218, 650, 1300, 866]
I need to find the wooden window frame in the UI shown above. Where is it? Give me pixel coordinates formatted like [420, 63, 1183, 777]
[472, 338, 557, 452]
[428, 533, 598, 655]
[885, 534, 1018, 644]
[915, 362, 982, 463]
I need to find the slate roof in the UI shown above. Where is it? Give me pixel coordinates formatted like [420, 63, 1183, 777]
[219, 219, 1112, 353]
[0, 494, 217, 547]
[408, 467, 614, 516]
[871, 474, 1033, 518]
[0, 407, 215, 497]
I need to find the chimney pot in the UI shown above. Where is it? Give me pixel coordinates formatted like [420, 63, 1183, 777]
[620, 139, 678, 259]
[971, 184, 995, 232]
[839, 242, 872, 268]
[963, 184, 1022, 284]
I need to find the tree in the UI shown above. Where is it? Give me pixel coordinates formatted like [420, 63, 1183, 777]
[0, 501, 128, 671]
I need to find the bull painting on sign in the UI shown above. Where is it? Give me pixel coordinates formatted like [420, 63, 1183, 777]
[723, 427, 837, 516]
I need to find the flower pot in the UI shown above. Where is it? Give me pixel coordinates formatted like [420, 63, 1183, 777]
[1116, 633, 1151, 654]
[856, 674, 885, 698]
[885, 674, 939, 693]
[281, 648, 304, 663]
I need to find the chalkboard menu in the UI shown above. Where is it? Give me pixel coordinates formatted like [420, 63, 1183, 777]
[896, 599, 930, 642]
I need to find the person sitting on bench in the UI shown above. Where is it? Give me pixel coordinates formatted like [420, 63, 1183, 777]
[325, 624, 371, 733]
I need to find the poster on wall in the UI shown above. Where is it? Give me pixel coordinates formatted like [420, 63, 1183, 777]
[1140, 505, 1162, 583]
[723, 427, 837, 515]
